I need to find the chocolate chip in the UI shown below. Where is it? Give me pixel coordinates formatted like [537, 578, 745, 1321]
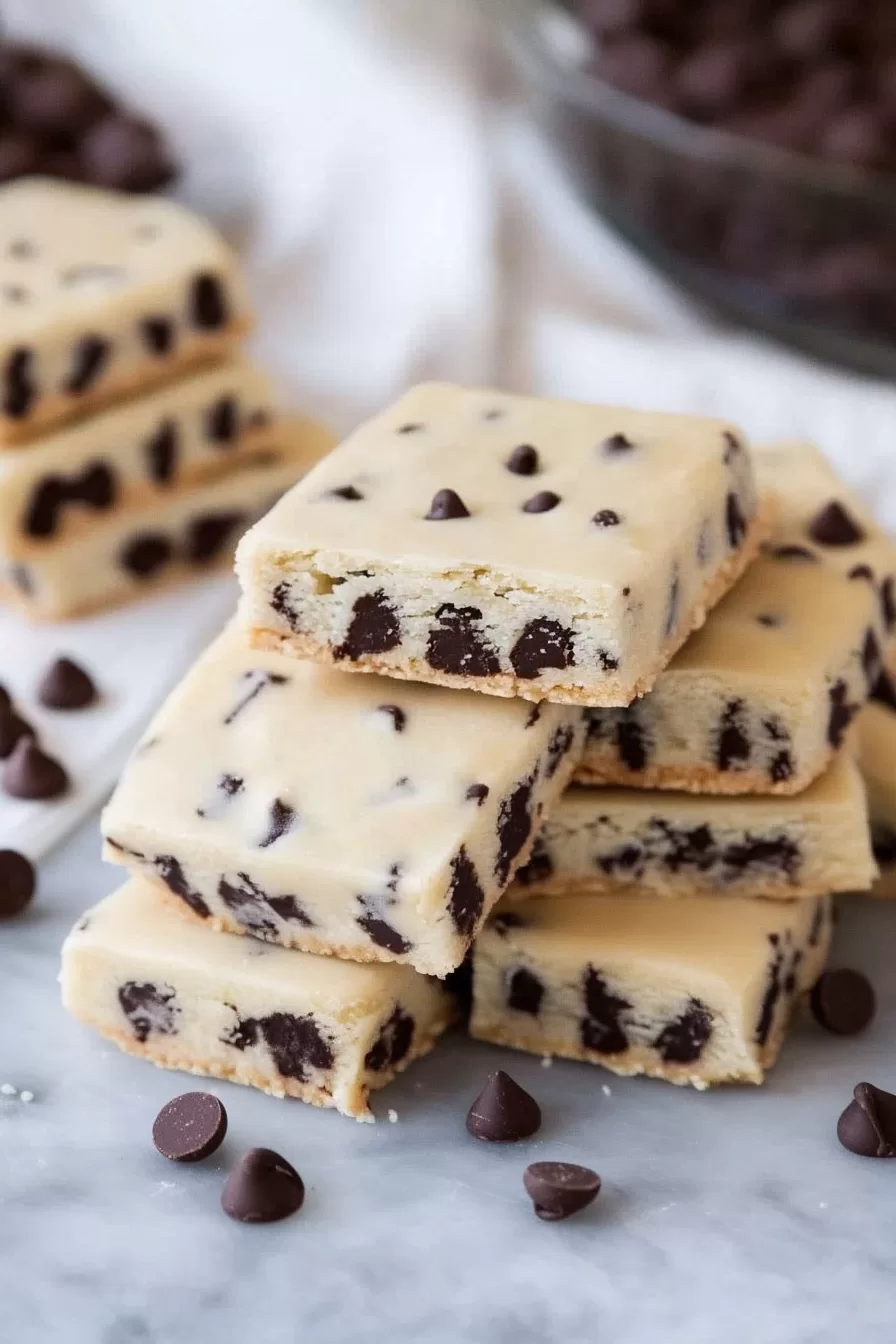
[79, 114, 174, 192]
[425, 488, 470, 520]
[616, 717, 647, 772]
[206, 396, 238, 444]
[37, 657, 97, 710]
[357, 905, 411, 955]
[154, 855, 211, 920]
[756, 936, 786, 1046]
[601, 433, 633, 455]
[466, 1070, 541, 1142]
[862, 628, 883, 688]
[881, 577, 896, 632]
[837, 1083, 896, 1158]
[0, 133, 42, 185]
[465, 783, 489, 805]
[654, 999, 712, 1063]
[771, 544, 817, 562]
[545, 723, 576, 778]
[190, 272, 229, 330]
[448, 847, 485, 938]
[811, 970, 876, 1036]
[663, 571, 681, 639]
[522, 491, 560, 514]
[581, 968, 629, 1054]
[23, 477, 61, 538]
[523, 1162, 600, 1222]
[827, 679, 856, 749]
[808, 501, 865, 547]
[222, 1148, 304, 1224]
[871, 670, 896, 713]
[592, 508, 621, 527]
[185, 512, 244, 564]
[218, 874, 311, 933]
[258, 799, 295, 848]
[0, 686, 9, 715]
[328, 485, 363, 501]
[3, 347, 34, 418]
[145, 420, 179, 484]
[492, 911, 525, 936]
[140, 316, 174, 356]
[0, 708, 33, 760]
[64, 335, 109, 395]
[0, 849, 35, 917]
[2, 737, 68, 799]
[10, 57, 109, 137]
[717, 700, 750, 771]
[725, 492, 747, 548]
[152, 1092, 227, 1163]
[376, 704, 406, 732]
[756, 613, 782, 627]
[262, 1012, 333, 1079]
[510, 619, 575, 680]
[507, 967, 543, 1015]
[79, 462, 115, 509]
[335, 591, 401, 660]
[515, 836, 554, 886]
[397, 422, 423, 434]
[506, 445, 539, 475]
[769, 751, 794, 784]
[525, 703, 542, 727]
[849, 564, 875, 581]
[365, 1007, 414, 1072]
[223, 668, 289, 725]
[120, 533, 172, 579]
[427, 603, 500, 678]
[495, 776, 534, 884]
[118, 981, 178, 1044]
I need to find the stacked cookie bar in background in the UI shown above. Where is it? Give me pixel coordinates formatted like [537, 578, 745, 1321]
[62, 380, 885, 1114]
[0, 177, 329, 620]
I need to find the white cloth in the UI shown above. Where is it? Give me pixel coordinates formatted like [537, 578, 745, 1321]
[3, 0, 895, 858]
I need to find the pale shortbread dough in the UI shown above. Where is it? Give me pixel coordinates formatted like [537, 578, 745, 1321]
[855, 673, 896, 897]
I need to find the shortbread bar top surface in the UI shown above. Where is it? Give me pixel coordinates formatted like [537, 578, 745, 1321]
[236, 382, 762, 705]
[101, 621, 584, 976]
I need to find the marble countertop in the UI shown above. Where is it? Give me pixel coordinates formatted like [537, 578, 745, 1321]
[2, 819, 895, 1344]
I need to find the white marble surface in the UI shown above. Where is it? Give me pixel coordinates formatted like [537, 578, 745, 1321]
[0, 819, 894, 1344]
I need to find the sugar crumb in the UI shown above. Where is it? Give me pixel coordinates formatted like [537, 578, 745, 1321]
[387, 1109, 399, 1124]
[19, 1090, 34, 1104]
[541, 1056, 553, 1068]
[601, 1084, 612, 1097]
[0, 1083, 17, 1097]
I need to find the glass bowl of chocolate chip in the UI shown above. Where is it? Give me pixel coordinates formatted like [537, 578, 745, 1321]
[492, 0, 896, 376]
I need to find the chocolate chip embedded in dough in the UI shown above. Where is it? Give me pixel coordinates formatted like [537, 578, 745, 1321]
[717, 700, 750, 771]
[79, 462, 115, 509]
[190, 271, 229, 330]
[663, 571, 681, 639]
[827, 679, 856, 749]
[545, 723, 576, 778]
[771, 544, 817, 562]
[397, 422, 423, 434]
[849, 564, 875, 581]
[507, 967, 543, 1016]
[427, 603, 500, 678]
[334, 591, 401, 660]
[601, 433, 634, 455]
[258, 798, 296, 849]
[223, 668, 289, 725]
[222, 1148, 304, 1224]
[205, 396, 238, 445]
[79, 114, 175, 193]
[0, 849, 35, 917]
[2, 737, 68, 799]
[257, 1012, 334, 1080]
[447, 847, 485, 938]
[185, 512, 245, 564]
[523, 1162, 600, 1222]
[466, 1070, 541, 1142]
[328, 485, 364, 501]
[522, 491, 561, 514]
[510, 619, 575, 680]
[425, 488, 470, 520]
[725, 492, 747, 548]
[592, 508, 622, 527]
[808, 501, 865, 547]
[862, 628, 883, 687]
[376, 704, 406, 732]
[0, 708, 34, 760]
[756, 613, 782, 628]
[837, 1082, 896, 1158]
[120, 533, 173, 579]
[491, 911, 525, 937]
[810, 969, 876, 1036]
[37, 657, 97, 710]
[506, 444, 539, 475]
[515, 836, 554, 886]
[654, 999, 713, 1063]
[581, 967, 630, 1055]
[465, 783, 489, 806]
[357, 904, 411, 955]
[118, 981, 178, 1044]
[154, 855, 211, 920]
[871, 670, 896, 713]
[152, 1092, 227, 1163]
[140, 316, 174, 356]
[145, 420, 179, 485]
[495, 776, 534, 884]
[880, 577, 896, 632]
[365, 1007, 414, 1072]
[616, 716, 647, 772]
[769, 751, 794, 784]
[3, 347, 34, 418]
[64, 335, 109, 395]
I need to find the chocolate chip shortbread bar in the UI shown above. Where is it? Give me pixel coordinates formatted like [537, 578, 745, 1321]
[61, 879, 453, 1121]
[236, 383, 765, 706]
[580, 439, 895, 793]
[471, 893, 831, 1087]
[102, 623, 584, 976]
[856, 670, 896, 897]
[0, 179, 250, 443]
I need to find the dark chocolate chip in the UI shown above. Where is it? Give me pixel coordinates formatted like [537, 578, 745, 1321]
[0, 849, 35, 917]
[769, 751, 794, 784]
[881, 577, 896, 633]
[616, 717, 647, 773]
[221, 1148, 304, 1223]
[592, 508, 621, 527]
[601, 433, 633, 455]
[365, 1007, 414, 1072]
[696, 519, 712, 566]
[3, 347, 34, 418]
[223, 668, 289, 725]
[145, 420, 179, 485]
[155, 855, 211, 920]
[515, 836, 554, 886]
[357, 905, 411, 955]
[525, 703, 543, 728]
[506, 445, 539, 475]
[335, 591, 401, 660]
[827, 679, 857, 749]
[717, 700, 750, 771]
[771, 544, 817, 562]
[545, 723, 576, 779]
[663, 570, 681, 639]
[120, 533, 172, 578]
[725, 492, 747, 548]
[152, 1091, 227, 1163]
[79, 462, 115, 509]
[0, 686, 9, 715]
[0, 708, 33, 760]
[863, 628, 883, 687]
[837, 1083, 896, 1158]
[425, 488, 470, 520]
[427, 603, 500, 678]
[808, 501, 865, 547]
[507, 967, 543, 1015]
[64, 335, 109, 395]
[2, 737, 68, 799]
[190, 272, 229, 330]
[465, 783, 489, 805]
[510, 619, 575, 680]
[654, 999, 712, 1063]
[756, 613, 782, 627]
[522, 491, 560, 514]
[849, 564, 875, 581]
[871, 670, 896, 714]
[258, 799, 295, 848]
[118, 981, 178, 1044]
[37, 657, 97, 710]
[872, 827, 896, 866]
[495, 776, 534, 884]
[79, 114, 175, 192]
[756, 936, 787, 1046]
[376, 704, 406, 732]
[448, 847, 485, 938]
[140, 316, 174, 356]
[491, 911, 525, 936]
[205, 396, 238, 444]
[185, 511, 244, 564]
[24, 477, 64, 538]
[811, 970, 876, 1037]
[261, 1012, 333, 1079]
[397, 422, 423, 434]
[466, 1070, 541, 1142]
[328, 485, 363, 501]
[722, 430, 743, 464]
[524, 1162, 600, 1222]
[218, 874, 284, 937]
[581, 968, 630, 1054]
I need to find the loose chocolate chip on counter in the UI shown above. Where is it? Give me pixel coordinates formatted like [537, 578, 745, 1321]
[37, 657, 97, 710]
[522, 491, 561, 514]
[808, 501, 865, 547]
[153, 1091, 227, 1163]
[466, 1070, 541, 1142]
[140, 316, 174, 356]
[0, 849, 36, 917]
[3, 346, 34, 419]
[2, 737, 68, 800]
[0, 708, 33, 759]
[206, 396, 238, 444]
[376, 704, 406, 732]
[425, 489, 470, 521]
[120, 533, 172, 579]
[465, 782, 489, 805]
[507, 444, 539, 475]
[9, 57, 109, 138]
[837, 1082, 896, 1158]
[79, 115, 175, 193]
[221, 1148, 305, 1224]
[145, 420, 179, 484]
[328, 485, 363, 501]
[871, 671, 896, 714]
[64, 335, 109, 395]
[523, 1162, 600, 1222]
[592, 509, 621, 527]
[601, 433, 633, 455]
[190, 272, 229, 330]
[811, 970, 876, 1037]
[0, 132, 43, 184]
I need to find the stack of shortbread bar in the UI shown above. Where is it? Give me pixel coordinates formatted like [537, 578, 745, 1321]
[0, 178, 329, 620]
[61, 382, 890, 1116]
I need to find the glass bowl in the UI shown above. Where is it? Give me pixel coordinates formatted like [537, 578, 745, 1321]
[490, 0, 896, 378]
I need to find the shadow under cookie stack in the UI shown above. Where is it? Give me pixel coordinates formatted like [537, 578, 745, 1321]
[61, 382, 893, 1118]
[0, 177, 330, 622]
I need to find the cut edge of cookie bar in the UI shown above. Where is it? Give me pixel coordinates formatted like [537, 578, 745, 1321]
[245, 498, 772, 708]
[574, 748, 836, 796]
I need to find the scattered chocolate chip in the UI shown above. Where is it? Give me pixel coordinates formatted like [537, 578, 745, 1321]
[80, 114, 175, 193]
[510, 618, 575, 680]
[140, 316, 174, 356]
[357, 907, 411, 955]
[2, 737, 68, 799]
[376, 704, 406, 732]
[335, 591, 401, 660]
[328, 485, 363, 501]
[495, 776, 534, 884]
[120, 533, 172, 579]
[365, 1007, 414, 1072]
[258, 798, 295, 849]
[507, 967, 544, 1015]
[837, 1082, 896, 1158]
[808, 501, 865, 547]
[756, 613, 782, 627]
[654, 999, 712, 1063]
[152, 1092, 227, 1163]
[425, 488, 470, 520]
[601, 433, 633, 455]
[849, 564, 875, 581]
[0, 709, 33, 760]
[465, 783, 489, 805]
[37, 657, 97, 710]
[0, 849, 35, 917]
[221, 1148, 304, 1224]
[827, 679, 856, 749]
[448, 847, 485, 938]
[717, 700, 750, 772]
[811, 969, 876, 1036]
[522, 491, 561, 514]
[185, 512, 244, 564]
[466, 1070, 541, 1142]
[725, 492, 747, 548]
[190, 272, 229, 330]
[592, 508, 621, 527]
[145, 420, 179, 484]
[871, 670, 896, 713]
[397, 422, 423, 434]
[581, 968, 630, 1055]
[771, 544, 817, 562]
[427, 603, 500, 678]
[523, 1162, 600, 1222]
[507, 445, 539, 475]
[118, 981, 178, 1043]
[64, 335, 109, 395]
[205, 396, 238, 444]
[10, 57, 109, 138]
[881, 577, 896, 632]
[616, 717, 647, 772]
[3, 346, 34, 418]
